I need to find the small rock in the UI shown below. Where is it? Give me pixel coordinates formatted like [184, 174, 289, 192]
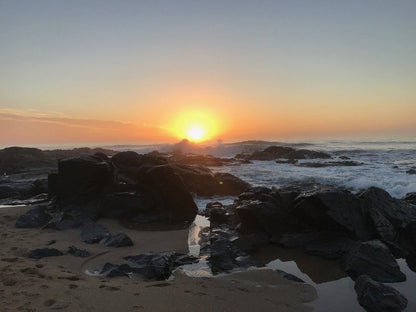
[29, 248, 63, 260]
[81, 223, 110, 244]
[68, 246, 91, 258]
[15, 205, 51, 228]
[101, 232, 133, 247]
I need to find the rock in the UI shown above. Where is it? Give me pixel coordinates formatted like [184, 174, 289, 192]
[54, 155, 116, 200]
[296, 161, 362, 168]
[292, 188, 373, 241]
[402, 192, 416, 205]
[81, 223, 110, 244]
[137, 165, 198, 222]
[354, 275, 407, 312]
[405, 252, 416, 272]
[339, 156, 351, 160]
[112, 151, 167, 170]
[171, 164, 250, 196]
[15, 205, 51, 228]
[359, 187, 416, 255]
[244, 146, 331, 161]
[98, 193, 148, 219]
[101, 232, 133, 247]
[47, 209, 96, 230]
[304, 233, 357, 260]
[212, 172, 251, 195]
[406, 168, 416, 175]
[343, 240, 406, 282]
[276, 270, 305, 283]
[68, 246, 91, 258]
[124, 252, 190, 281]
[29, 248, 63, 259]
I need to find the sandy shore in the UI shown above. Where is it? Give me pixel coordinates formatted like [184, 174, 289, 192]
[0, 206, 317, 312]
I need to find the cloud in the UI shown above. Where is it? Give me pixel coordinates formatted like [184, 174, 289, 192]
[0, 108, 173, 144]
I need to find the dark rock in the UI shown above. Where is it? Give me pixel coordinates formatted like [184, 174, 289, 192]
[359, 187, 416, 256]
[339, 156, 351, 160]
[101, 232, 133, 247]
[68, 246, 91, 258]
[98, 193, 147, 219]
[276, 270, 305, 283]
[15, 205, 51, 228]
[124, 252, 185, 281]
[112, 151, 167, 169]
[405, 252, 416, 272]
[304, 233, 357, 260]
[54, 155, 116, 200]
[343, 240, 406, 283]
[275, 232, 322, 247]
[28, 248, 63, 259]
[292, 188, 373, 241]
[212, 172, 251, 196]
[47, 209, 95, 230]
[275, 159, 298, 164]
[46, 240, 56, 245]
[402, 192, 416, 205]
[355, 275, 407, 312]
[81, 223, 110, 244]
[137, 165, 197, 222]
[406, 168, 416, 175]
[99, 263, 130, 278]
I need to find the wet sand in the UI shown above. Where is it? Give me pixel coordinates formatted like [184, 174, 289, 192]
[0, 206, 317, 312]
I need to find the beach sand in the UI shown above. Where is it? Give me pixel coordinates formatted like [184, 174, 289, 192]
[0, 206, 317, 312]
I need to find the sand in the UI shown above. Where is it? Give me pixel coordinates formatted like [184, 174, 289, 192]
[0, 206, 317, 312]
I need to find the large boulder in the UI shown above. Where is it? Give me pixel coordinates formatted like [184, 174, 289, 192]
[213, 172, 250, 195]
[354, 275, 407, 312]
[343, 240, 406, 283]
[137, 165, 198, 222]
[359, 187, 416, 256]
[52, 155, 116, 200]
[292, 188, 373, 241]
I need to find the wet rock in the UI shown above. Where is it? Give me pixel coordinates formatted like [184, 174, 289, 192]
[68, 246, 91, 258]
[276, 270, 305, 283]
[15, 205, 51, 228]
[29, 248, 63, 259]
[405, 252, 416, 272]
[124, 252, 191, 281]
[304, 233, 357, 260]
[275, 159, 298, 164]
[292, 188, 373, 241]
[359, 187, 416, 256]
[402, 192, 416, 205]
[101, 232, 133, 247]
[212, 172, 251, 196]
[354, 275, 407, 312]
[406, 168, 416, 175]
[343, 240, 406, 283]
[81, 223, 110, 244]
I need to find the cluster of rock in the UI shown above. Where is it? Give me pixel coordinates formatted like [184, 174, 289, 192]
[202, 185, 416, 312]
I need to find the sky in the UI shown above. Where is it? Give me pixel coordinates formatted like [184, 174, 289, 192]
[1, 0, 415, 145]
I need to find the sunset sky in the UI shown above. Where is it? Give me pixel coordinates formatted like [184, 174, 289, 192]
[1, 0, 415, 145]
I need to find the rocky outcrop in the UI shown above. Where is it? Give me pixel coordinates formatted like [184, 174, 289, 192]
[238, 146, 331, 161]
[354, 275, 407, 312]
[296, 161, 362, 168]
[343, 240, 406, 282]
[359, 187, 416, 257]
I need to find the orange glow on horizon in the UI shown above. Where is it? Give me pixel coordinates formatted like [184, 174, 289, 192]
[170, 108, 221, 142]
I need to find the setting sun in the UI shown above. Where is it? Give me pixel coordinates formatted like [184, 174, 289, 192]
[187, 125, 205, 141]
[170, 108, 220, 142]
